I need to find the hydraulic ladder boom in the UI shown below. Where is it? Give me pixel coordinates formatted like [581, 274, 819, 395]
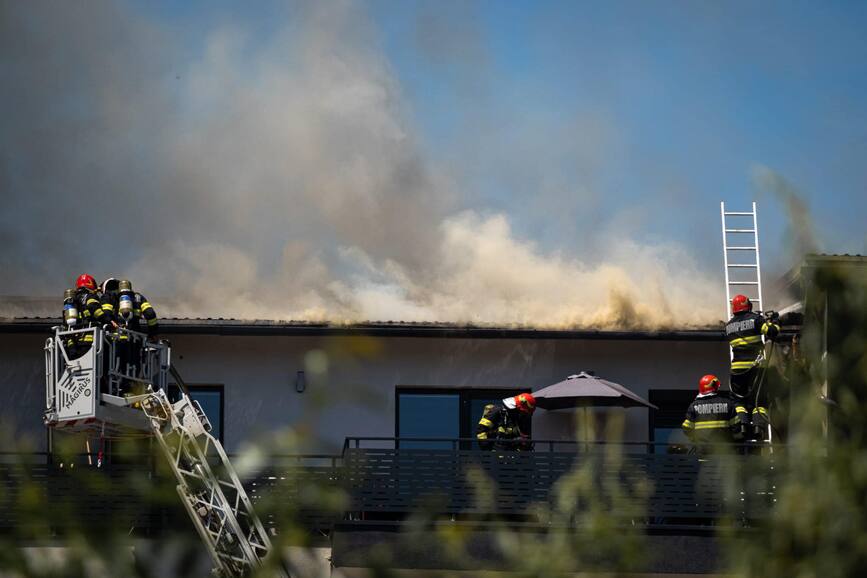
[141, 388, 276, 577]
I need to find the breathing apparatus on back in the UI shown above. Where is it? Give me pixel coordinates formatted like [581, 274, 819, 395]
[62, 288, 78, 327]
[118, 279, 134, 322]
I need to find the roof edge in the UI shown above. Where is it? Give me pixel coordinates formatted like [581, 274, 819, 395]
[0, 317, 726, 341]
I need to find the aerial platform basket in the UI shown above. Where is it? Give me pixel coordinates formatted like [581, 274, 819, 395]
[44, 326, 171, 437]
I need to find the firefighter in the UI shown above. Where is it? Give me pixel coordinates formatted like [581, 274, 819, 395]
[99, 278, 120, 327]
[107, 279, 161, 390]
[681, 374, 745, 455]
[78, 274, 112, 326]
[476, 393, 536, 451]
[99, 279, 158, 337]
[62, 274, 110, 359]
[128, 290, 159, 339]
[725, 294, 780, 440]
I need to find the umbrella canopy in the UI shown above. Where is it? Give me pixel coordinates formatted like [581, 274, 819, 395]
[533, 372, 658, 411]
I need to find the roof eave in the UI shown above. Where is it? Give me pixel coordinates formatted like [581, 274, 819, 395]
[0, 317, 726, 340]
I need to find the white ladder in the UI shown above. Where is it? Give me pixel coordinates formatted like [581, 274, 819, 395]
[141, 390, 285, 577]
[720, 201, 764, 319]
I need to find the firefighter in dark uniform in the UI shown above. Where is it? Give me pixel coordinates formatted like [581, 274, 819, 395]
[99, 279, 158, 337]
[99, 279, 160, 390]
[98, 278, 120, 327]
[725, 294, 780, 440]
[128, 291, 159, 339]
[476, 393, 536, 451]
[95, 278, 122, 390]
[681, 374, 745, 455]
[125, 290, 159, 392]
[62, 274, 110, 359]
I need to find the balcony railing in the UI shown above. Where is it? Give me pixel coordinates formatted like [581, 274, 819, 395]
[0, 439, 780, 535]
[340, 438, 779, 528]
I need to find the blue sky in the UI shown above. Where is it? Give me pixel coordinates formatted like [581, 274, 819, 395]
[135, 0, 866, 277]
[368, 1, 867, 266]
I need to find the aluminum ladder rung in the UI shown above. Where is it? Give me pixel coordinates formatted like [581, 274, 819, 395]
[141, 391, 282, 577]
[721, 201, 763, 320]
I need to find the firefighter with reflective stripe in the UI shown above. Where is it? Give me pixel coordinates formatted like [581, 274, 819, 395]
[128, 292, 159, 338]
[101, 278, 159, 338]
[476, 393, 535, 451]
[99, 278, 120, 328]
[78, 274, 112, 327]
[725, 294, 780, 440]
[62, 274, 107, 358]
[681, 375, 745, 454]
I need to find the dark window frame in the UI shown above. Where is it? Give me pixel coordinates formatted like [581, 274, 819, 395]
[648, 389, 695, 450]
[395, 386, 526, 441]
[168, 383, 225, 444]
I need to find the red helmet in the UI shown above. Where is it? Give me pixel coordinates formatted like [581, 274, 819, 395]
[76, 274, 97, 291]
[698, 374, 721, 395]
[514, 393, 537, 414]
[731, 294, 752, 314]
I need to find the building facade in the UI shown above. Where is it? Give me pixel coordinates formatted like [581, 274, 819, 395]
[0, 319, 729, 454]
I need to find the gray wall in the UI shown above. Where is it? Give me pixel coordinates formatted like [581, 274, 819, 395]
[0, 333, 49, 452]
[0, 331, 730, 453]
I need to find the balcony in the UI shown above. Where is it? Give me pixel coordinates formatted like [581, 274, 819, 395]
[1, 439, 779, 573]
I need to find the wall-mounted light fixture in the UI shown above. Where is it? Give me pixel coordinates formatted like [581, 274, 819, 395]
[295, 370, 306, 393]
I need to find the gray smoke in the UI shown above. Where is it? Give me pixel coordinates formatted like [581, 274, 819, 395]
[752, 165, 821, 261]
[0, 1, 722, 328]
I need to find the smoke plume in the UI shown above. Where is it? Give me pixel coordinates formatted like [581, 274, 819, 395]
[752, 165, 821, 261]
[0, 1, 722, 328]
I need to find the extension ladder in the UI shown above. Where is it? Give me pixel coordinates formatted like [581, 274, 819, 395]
[720, 201, 764, 320]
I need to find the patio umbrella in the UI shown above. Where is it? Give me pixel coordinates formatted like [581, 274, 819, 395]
[533, 372, 658, 410]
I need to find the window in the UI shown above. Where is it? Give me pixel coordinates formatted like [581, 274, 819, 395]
[648, 389, 695, 451]
[168, 384, 225, 444]
[397, 393, 460, 449]
[396, 387, 525, 449]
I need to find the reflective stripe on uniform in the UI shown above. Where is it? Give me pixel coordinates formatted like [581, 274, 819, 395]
[752, 407, 768, 415]
[82, 334, 93, 342]
[682, 419, 694, 430]
[102, 303, 115, 311]
[478, 418, 493, 427]
[761, 322, 779, 335]
[693, 420, 730, 430]
[735, 406, 748, 414]
[731, 360, 757, 370]
[476, 432, 488, 439]
[147, 318, 158, 326]
[729, 335, 763, 347]
[141, 302, 153, 312]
